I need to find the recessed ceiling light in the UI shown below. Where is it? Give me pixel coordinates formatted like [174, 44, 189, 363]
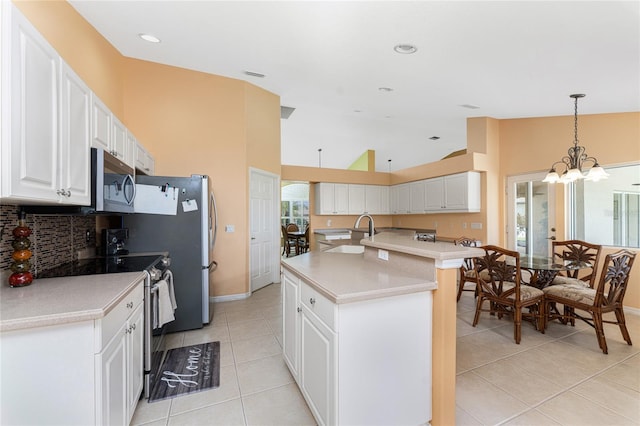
[460, 104, 480, 110]
[394, 44, 417, 54]
[244, 70, 265, 78]
[429, 136, 440, 140]
[139, 33, 160, 43]
[378, 87, 394, 92]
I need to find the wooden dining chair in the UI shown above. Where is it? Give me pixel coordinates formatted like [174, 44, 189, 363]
[472, 245, 545, 344]
[543, 250, 636, 354]
[281, 225, 293, 257]
[454, 237, 479, 302]
[549, 240, 602, 288]
[286, 223, 299, 232]
[298, 225, 310, 254]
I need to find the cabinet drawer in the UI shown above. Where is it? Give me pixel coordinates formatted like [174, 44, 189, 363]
[95, 281, 144, 352]
[300, 283, 335, 331]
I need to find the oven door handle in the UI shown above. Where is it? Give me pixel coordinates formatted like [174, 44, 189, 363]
[123, 174, 136, 205]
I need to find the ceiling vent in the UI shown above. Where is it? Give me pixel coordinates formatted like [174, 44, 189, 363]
[281, 106, 296, 119]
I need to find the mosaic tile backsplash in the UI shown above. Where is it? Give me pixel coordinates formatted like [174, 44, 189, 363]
[0, 204, 97, 275]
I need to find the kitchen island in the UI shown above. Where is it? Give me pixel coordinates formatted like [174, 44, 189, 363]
[281, 232, 482, 426]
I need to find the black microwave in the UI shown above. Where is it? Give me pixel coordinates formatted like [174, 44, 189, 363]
[92, 148, 136, 213]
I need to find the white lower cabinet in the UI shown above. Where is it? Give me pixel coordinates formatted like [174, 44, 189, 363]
[97, 301, 144, 425]
[282, 268, 432, 426]
[0, 281, 144, 425]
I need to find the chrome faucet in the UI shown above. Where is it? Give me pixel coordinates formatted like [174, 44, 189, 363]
[354, 214, 375, 237]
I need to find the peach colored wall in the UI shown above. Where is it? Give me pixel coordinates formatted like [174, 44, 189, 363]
[13, 0, 125, 118]
[498, 113, 640, 310]
[246, 85, 281, 176]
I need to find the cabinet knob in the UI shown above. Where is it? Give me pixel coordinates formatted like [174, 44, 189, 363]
[131, 323, 136, 330]
[309, 297, 316, 305]
[297, 307, 302, 313]
[66, 189, 71, 197]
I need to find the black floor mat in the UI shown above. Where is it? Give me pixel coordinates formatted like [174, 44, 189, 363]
[148, 341, 220, 402]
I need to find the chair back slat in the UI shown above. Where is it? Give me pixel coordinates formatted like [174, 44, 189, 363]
[552, 240, 602, 287]
[595, 250, 636, 308]
[475, 245, 521, 300]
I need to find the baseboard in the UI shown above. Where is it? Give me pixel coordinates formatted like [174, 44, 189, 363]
[624, 306, 640, 316]
[210, 292, 251, 303]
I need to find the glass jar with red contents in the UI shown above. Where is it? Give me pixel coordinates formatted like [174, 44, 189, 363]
[9, 211, 33, 287]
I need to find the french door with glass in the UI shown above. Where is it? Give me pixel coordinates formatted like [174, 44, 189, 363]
[506, 172, 556, 257]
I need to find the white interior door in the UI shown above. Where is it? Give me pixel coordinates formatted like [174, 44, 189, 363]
[506, 172, 556, 257]
[250, 168, 279, 292]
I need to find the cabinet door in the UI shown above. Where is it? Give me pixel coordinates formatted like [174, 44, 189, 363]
[144, 151, 155, 175]
[397, 183, 411, 214]
[59, 61, 91, 205]
[443, 173, 468, 210]
[282, 271, 300, 382]
[91, 94, 111, 151]
[97, 323, 127, 426]
[378, 185, 390, 214]
[348, 184, 365, 214]
[134, 140, 146, 171]
[410, 181, 426, 213]
[111, 115, 127, 163]
[365, 185, 380, 214]
[125, 130, 136, 170]
[424, 177, 445, 211]
[315, 183, 335, 215]
[334, 184, 349, 215]
[444, 172, 481, 212]
[301, 310, 335, 426]
[7, 4, 59, 201]
[127, 303, 144, 422]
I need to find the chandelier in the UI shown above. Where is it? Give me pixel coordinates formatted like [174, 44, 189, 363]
[542, 94, 609, 184]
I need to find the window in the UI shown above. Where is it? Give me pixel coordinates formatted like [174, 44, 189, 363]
[281, 182, 309, 229]
[570, 163, 640, 248]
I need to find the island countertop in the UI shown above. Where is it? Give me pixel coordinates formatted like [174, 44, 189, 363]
[0, 271, 146, 332]
[281, 249, 437, 304]
[361, 232, 483, 266]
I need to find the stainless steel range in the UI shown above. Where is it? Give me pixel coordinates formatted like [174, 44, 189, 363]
[36, 253, 172, 400]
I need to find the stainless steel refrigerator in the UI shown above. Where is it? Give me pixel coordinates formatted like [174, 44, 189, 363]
[124, 174, 218, 332]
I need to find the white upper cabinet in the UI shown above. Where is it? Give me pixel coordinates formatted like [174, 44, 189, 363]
[59, 62, 91, 204]
[396, 183, 411, 214]
[0, 3, 90, 205]
[424, 172, 481, 212]
[365, 185, 389, 215]
[90, 94, 111, 152]
[91, 95, 134, 168]
[133, 133, 155, 176]
[111, 114, 128, 164]
[315, 183, 349, 215]
[410, 180, 426, 213]
[348, 184, 365, 214]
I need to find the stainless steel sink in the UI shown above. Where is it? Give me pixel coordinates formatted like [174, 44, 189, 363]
[325, 245, 365, 254]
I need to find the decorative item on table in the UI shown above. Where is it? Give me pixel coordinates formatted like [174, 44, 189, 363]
[9, 211, 33, 287]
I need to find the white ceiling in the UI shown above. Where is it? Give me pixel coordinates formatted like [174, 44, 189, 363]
[68, 1, 640, 172]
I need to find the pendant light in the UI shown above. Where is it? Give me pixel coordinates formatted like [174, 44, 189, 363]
[542, 94, 609, 184]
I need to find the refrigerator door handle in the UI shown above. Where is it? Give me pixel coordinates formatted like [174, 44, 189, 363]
[210, 192, 218, 250]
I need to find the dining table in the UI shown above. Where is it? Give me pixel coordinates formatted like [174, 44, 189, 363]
[519, 254, 592, 289]
[287, 231, 306, 256]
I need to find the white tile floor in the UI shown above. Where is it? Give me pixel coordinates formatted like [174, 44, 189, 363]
[456, 291, 640, 425]
[132, 282, 640, 426]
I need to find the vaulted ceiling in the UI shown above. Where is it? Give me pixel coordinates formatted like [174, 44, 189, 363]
[69, 1, 640, 171]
